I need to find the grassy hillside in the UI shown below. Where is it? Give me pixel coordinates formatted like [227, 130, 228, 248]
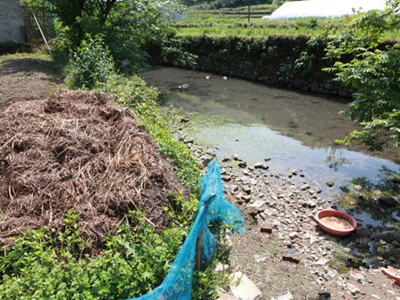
[177, 4, 400, 40]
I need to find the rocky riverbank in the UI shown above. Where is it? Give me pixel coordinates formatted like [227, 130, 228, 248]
[177, 129, 400, 300]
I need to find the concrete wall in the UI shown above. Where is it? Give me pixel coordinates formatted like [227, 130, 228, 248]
[0, 0, 26, 43]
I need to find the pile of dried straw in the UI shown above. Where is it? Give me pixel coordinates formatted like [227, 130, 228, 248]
[0, 90, 187, 246]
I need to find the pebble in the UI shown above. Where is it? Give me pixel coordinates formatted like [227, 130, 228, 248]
[325, 180, 335, 187]
[180, 117, 190, 123]
[301, 184, 310, 191]
[238, 161, 247, 168]
[348, 284, 360, 295]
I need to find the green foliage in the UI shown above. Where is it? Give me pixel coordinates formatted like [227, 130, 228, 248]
[294, 38, 318, 77]
[24, 0, 192, 72]
[160, 37, 198, 68]
[0, 213, 188, 300]
[66, 37, 116, 89]
[325, 2, 400, 150]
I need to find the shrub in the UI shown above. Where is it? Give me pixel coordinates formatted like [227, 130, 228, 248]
[66, 37, 117, 90]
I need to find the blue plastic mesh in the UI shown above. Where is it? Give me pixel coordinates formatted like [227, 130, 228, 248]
[127, 159, 245, 300]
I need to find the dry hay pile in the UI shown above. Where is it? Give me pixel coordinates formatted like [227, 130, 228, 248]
[0, 90, 187, 246]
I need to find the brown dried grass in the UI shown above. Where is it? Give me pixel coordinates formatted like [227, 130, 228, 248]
[0, 90, 187, 247]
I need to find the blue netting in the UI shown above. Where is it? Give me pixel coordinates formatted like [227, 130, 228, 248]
[127, 159, 245, 300]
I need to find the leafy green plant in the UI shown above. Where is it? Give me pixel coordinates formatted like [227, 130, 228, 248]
[66, 37, 117, 90]
[325, 2, 400, 150]
[0, 213, 188, 300]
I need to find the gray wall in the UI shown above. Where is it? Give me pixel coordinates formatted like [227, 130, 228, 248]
[0, 0, 26, 43]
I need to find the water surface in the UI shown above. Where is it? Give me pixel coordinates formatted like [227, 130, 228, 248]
[143, 67, 400, 195]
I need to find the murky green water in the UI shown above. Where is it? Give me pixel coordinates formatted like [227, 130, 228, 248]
[143, 67, 400, 195]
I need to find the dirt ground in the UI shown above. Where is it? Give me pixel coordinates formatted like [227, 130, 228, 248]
[0, 57, 60, 111]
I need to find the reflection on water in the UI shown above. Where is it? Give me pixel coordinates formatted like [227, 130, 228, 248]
[143, 67, 400, 195]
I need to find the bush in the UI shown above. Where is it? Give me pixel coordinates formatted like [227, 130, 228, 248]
[66, 38, 117, 90]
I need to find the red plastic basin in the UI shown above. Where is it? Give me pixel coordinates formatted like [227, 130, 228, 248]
[315, 209, 357, 237]
[382, 267, 400, 282]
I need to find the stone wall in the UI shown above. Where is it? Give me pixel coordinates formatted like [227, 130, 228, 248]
[149, 35, 359, 97]
[182, 35, 351, 97]
[0, 0, 26, 43]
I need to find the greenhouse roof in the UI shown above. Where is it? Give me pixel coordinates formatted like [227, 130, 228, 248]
[265, 0, 386, 19]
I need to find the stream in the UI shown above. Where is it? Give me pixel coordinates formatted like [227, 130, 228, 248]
[143, 67, 400, 199]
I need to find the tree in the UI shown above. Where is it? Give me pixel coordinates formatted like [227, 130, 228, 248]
[22, 0, 187, 72]
[325, 0, 400, 151]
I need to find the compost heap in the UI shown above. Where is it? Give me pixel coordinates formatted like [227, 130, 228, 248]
[0, 90, 187, 247]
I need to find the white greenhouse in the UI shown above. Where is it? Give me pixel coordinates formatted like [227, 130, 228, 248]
[264, 0, 387, 19]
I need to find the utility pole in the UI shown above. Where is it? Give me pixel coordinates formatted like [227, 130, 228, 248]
[248, 0, 251, 23]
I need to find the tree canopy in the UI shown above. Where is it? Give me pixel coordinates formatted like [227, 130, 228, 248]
[326, 0, 400, 151]
[22, 0, 187, 72]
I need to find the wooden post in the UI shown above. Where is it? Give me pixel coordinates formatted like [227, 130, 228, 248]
[248, 0, 251, 24]
[195, 229, 204, 270]
[32, 11, 51, 54]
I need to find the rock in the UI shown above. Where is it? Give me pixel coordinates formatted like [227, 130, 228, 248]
[352, 273, 366, 283]
[223, 76, 228, 80]
[243, 185, 252, 194]
[371, 295, 381, 299]
[254, 162, 269, 170]
[289, 232, 299, 239]
[231, 185, 239, 192]
[230, 272, 262, 300]
[376, 231, 400, 243]
[222, 175, 232, 182]
[325, 180, 335, 187]
[222, 157, 231, 163]
[180, 117, 190, 123]
[238, 161, 247, 168]
[232, 153, 239, 161]
[264, 158, 272, 162]
[307, 200, 316, 208]
[348, 284, 360, 295]
[378, 195, 398, 207]
[301, 184, 310, 191]
[305, 233, 318, 245]
[355, 226, 370, 238]
[291, 169, 298, 175]
[271, 292, 293, 300]
[272, 219, 281, 229]
[314, 258, 329, 266]
[241, 194, 252, 202]
[254, 162, 264, 168]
